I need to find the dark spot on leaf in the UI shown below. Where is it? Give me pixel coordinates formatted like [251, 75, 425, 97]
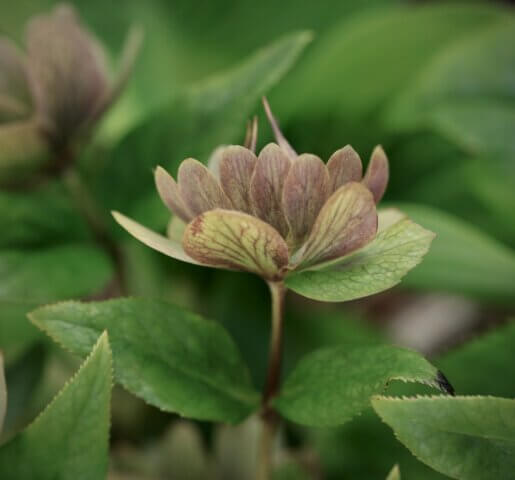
[436, 370, 455, 396]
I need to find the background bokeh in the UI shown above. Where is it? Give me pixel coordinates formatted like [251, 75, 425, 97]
[1, 0, 514, 478]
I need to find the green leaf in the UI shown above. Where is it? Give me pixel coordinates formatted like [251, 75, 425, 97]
[398, 204, 515, 303]
[276, 3, 505, 119]
[95, 31, 312, 226]
[274, 344, 451, 427]
[0, 332, 112, 480]
[30, 298, 260, 423]
[286, 213, 434, 302]
[386, 464, 401, 480]
[0, 244, 114, 359]
[372, 395, 515, 480]
[429, 100, 515, 160]
[437, 320, 515, 398]
[0, 352, 5, 435]
[0, 181, 91, 249]
[387, 20, 515, 130]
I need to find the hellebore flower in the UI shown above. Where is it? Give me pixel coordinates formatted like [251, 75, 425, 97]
[113, 100, 434, 300]
[0, 4, 142, 159]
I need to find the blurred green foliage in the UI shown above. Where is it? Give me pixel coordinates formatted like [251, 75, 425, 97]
[1, 0, 514, 478]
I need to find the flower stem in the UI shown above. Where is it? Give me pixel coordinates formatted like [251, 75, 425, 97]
[257, 280, 286, 480]
[60, 152, 126, 295]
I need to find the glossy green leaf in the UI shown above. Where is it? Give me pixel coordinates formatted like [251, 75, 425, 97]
[287, 213, 434, 302]
[30, 298, 260, 423]
[0, 332, 112, 480]
[372, 396, 515, 480]
[399, 204, 515, 303]
[95, 31, 312, 225]
[274, 345, 451, 427]
[0, 244, 113, 358]
[386, 465, 401, 480]
[0, 352, 5, 435]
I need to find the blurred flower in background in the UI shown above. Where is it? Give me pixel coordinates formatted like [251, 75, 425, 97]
[0, 3, 141, 181]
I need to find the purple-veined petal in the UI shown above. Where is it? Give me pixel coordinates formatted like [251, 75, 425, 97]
[112, 211, 201, 265]
[178, 158, 232, 216]
[183, 209, 289, 279]
[362, 145, 389, 203]
[327, 145, 363, 193]
[250, 143, 291, 238]
[219, 145, 257, 214]
[155, 166, 193, 222]
[297, 182, 377, 269]
[282, 153, 330, 249]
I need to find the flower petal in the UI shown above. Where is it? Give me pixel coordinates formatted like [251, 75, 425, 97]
[183, 209, 289, 279]
[89, 26, 143, 122]
[297, 182, 377, 269]
[0, 39, 32, 122]
[219, 145, 257, 214]
[167, 215, 187, 243]
[282, 153, 330, 249]
[327, 145, 363, 193]
[178, 158, 232, 216]
[362, 145, 389, 203]
[262, 97, 297, 159]
[155, 166, 193, 222]
[206, 145, 228, 179]
[250, 143, 291, 238]
[112, 211, 200, 265]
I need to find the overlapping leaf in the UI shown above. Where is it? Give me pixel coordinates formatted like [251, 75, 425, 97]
[372, 396, 515, 480]
[0, 332, 112, 480]
[274, 344, 451, 426]
[30, 298, 260, 423]
[287, 211, 433, 302]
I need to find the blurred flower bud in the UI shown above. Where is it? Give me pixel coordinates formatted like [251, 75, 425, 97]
[0, 3, 142, 181]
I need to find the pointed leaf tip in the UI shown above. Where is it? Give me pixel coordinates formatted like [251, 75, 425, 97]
[0, 328, 113, 479]
[436, 370, 455, 396]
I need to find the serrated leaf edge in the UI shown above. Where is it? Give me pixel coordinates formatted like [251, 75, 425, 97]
[29, 298, 260, 423]
[11, 331, 113, 444]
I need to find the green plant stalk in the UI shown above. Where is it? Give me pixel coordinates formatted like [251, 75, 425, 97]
[257, 280, 286, 480]
[60, 152, 126, 295]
